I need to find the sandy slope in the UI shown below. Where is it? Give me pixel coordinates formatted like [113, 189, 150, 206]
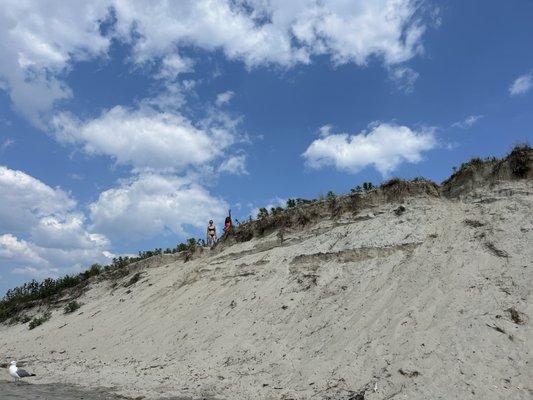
[1, 180, 531, 399]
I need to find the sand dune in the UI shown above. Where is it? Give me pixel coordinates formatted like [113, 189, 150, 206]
[1, 151, 532, 399]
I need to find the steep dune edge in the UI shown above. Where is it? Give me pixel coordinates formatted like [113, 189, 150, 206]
[1, 149, 532, 400]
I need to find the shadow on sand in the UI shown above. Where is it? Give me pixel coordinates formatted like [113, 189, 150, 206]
[0, 380, 214, 400]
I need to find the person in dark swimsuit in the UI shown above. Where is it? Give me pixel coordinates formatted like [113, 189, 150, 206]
[207, 220, 217, 247]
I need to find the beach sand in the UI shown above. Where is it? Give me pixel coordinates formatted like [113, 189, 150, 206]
[1, 180, 531, 399]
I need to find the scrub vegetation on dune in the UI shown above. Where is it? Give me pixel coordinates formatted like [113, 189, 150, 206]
[64, 300, 82, 314]
[28, 312, 51, 330]
[0, 237, 208, 323]
[0, 145, 531, 326]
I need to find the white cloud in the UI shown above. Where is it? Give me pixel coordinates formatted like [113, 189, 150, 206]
[0, 165, 75, 233]
[303, 123, 437, 176]
[30, 214, 109, 250]
[389, 66, 419, 93]
[0, 166, 110, 278]
[452, 115, 483, 129]
[89, 173, 228, 241]
[228, 0, 426, 66]
[0, 0, 429, 124]
[34, 246, 111, 273]
[430, 6, 443, 28]
[0, 234, 49, 267]
[12, 266, 59, 279]
[509, 73, 533, 96]
[318, 124, 334, 137]
[143, 81, 191, 111]
[0, 1, 110, 124]
[156, 54, 194, 80]
[216, 90, 234, 106]
[219, 155, 248, 175]
[51, 106, 237, 172]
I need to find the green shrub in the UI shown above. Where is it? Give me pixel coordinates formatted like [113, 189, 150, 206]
[175, 238, 200, 252]
[326, 191, 336, 210]
[83, 263, 101, 278]
[362, 182, 374, 191]
[0, 243, 206, 323]
[64, 301, 82, 314]
[7, 316, 21, 325]
[177, 242, 188, 252]
[295, 198, 312, 206]
[381, 178, 402, 188]
[138, 249, 162, 258]
[124, 273, 142, 287]
[509, 144, 530, 178]
[468, 157, 484, 166]
[7, 315, 31, 325]
[257, 207, 269, 219]
[111, 256, 132, 269]
[28, 312, 51, 330]
[270, 207, 284, 216]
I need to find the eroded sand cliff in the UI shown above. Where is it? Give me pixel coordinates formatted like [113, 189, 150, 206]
[1, 150, 532, 399]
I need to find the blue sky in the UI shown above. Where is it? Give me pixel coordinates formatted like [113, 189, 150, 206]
[0, 0, 532, 295]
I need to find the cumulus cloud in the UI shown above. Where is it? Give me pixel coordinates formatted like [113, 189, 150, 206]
[89, 173, 228, 241]
[30, 214, 109, 250]
[51, 106, 237, 172]
[0, 165, 75, 233]
[303, 123, 437, 176]
[318, 124, 334, 137]
[156, 54, 194, 80]
[216, 91, 234, 106]
[0, 234, 49, 267]
[0, 1, 110, 124]
[389, 66, 420, 93]
[452, 115, 483, 129]
[509, 73, 532, 96]
[219, 155, 248, 175]
[0, 166, 110, 278]
[0, 233, 89, 280]
[110, 0, 426, 67]
[0, 0, 429, 124]
[11, 266, 59, 279]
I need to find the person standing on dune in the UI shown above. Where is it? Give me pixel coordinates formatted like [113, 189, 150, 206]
[206, 220, 217, 247]
[223, 209, 233, 234]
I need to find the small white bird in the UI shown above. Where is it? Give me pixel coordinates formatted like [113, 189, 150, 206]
[8, 361, 36, 382]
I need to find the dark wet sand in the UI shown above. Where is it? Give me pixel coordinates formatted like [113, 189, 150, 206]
[0, 381, 193, 400]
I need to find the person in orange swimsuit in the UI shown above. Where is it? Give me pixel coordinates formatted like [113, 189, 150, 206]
[223, 216, 233, 233]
